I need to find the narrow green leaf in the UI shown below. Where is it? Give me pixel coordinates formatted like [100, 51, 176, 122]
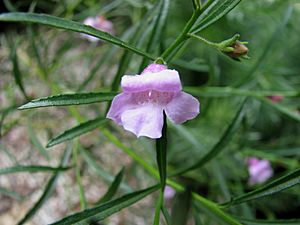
[27, 24, 48, 78]
[0, 143, 19, 164]
[161, 205, 171, 225]
[0, 187, 26, 201]
[236, 217, 300, 225]
[50, 185, 160, 225]
[184, 86, 299, 98]
[186, 87, 300, 122]
[211, 160, 231, 201]
[18, 92, 116, 110]
[18, 143, 72, 225]
[193, 193, 242, 225]
[111, 51, 133, 92]
[171, 190, 191, 225]
[102, 128, 160, 180]
[139, 0, 170, 70]
[73, 140, 87, 210]
[47, 117, 107, 148]
[222, 168, 300, 207]
[28, 122, 50, 160]
[96, 167, 125, 204]
[77, 46, 117, 91]
[8, 39, 29, 99]
[234, 6, 293, 87]
[0, 165, 70, 175]
[192, 204, 203, 225]
[0, 105, 17, 137]
[80, 147, 132, 193]
[173, 98, 247, 176]
[3, 0, 18, 12]
[110, 2, 161, 93]
[102, 128, 183, 192]
[156, 113, 167, 189]
[0, 12, 155, 60]
[258, 97, 300, 123]
[172, 59, 209, 72]
[191, 0, 243, 33]
[77, 24, 137, 91]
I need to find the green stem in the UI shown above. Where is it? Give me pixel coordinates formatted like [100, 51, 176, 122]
[160, 0, 215, 61]
[153, 191, 164, 225]
[188, 33, 220, 49]
[160, 8, 201, 61]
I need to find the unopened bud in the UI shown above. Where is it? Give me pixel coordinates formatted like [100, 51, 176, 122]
[218, 34, 249, 61]
[226, 41, 249, 60]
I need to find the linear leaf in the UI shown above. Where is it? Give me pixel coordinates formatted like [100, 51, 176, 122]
[222, 168, 300, 207]
[0, 105, 17, 137]
[0, 12, 155, 60]
[258, 97, 300, 123]
[171, 190, 191, 225]
[191, 0, 243, 33]
[18, 143, 72, 225]
[186, 87, 300, 122]
[80, 147, 132, 193]
[236, 217, 300, 225]
[110, 2, 161, 92]
[18, 92, 116, 110]
[73, 141, 87, 210]
[8, 40, 29, 99]
[172, 98, 247, 176]
[0, 187, 26, 201]
[50, 185, 160, 225]
[139, 0, 170, 70]
[102, 128, 183, 192]
[156, 113, 167, 189]
[0, 165, 70, 175]
[172, 59, 209, 72]
[234, 6, 293, 87]
[193, 193, 242, 225]
[47, 117, 107, 147]
[184, 87, 299, 98]
[28, 122, 50, 160]
[96, 167, 125, 204]
[162, 205, 171, 225]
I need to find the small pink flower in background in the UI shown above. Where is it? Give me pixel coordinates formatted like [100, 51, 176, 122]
[106, 64, 200, 139]
[246, 157, 273, 185]
[81, 16, 114, 42]
[267, 95, 284, 103]
[164, 186, 176, 200]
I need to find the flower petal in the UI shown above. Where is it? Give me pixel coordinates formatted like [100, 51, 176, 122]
[106, 93, 136, 125]
[121, 104, 164, 139]
[165, 92, 200, 124]
[141, 64, 167, 74]
[121, 69, 182, 93]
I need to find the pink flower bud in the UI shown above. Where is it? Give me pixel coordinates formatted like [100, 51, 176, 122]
[81, 16, 114, 42]
[267, 95, 284, 103]
[246, 157, 273, 185]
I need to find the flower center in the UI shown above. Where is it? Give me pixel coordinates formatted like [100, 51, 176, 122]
[132, 90, 175, 105]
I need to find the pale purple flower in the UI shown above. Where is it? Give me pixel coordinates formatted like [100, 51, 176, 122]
[247, 157, 273, 185]
[106, 64, 200, 139]
[164, 185, 176, 200]
[81, 16, 114, 42]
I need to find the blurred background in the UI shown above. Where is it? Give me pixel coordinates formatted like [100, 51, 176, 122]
[0, 0, 300, 224]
